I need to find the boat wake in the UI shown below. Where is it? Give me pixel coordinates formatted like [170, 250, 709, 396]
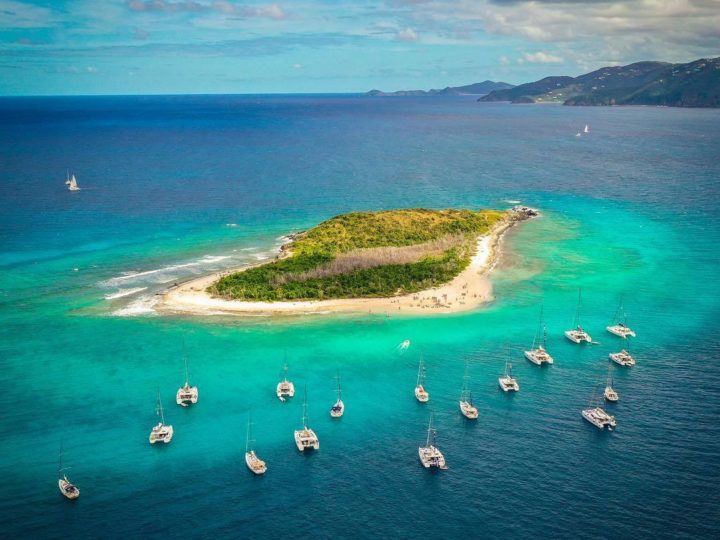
[104, 287, 147, 300]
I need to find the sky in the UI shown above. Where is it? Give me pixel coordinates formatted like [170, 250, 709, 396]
[0, 0, 718, 95]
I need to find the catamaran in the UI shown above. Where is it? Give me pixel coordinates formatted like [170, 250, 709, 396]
[498, 360, 520, 392]
[176, 348, 198, 407]
[525, 305, 554, 365]
[565, 289, 592, 344]
[57, 445, 80, 500]
[330, 371, 344, 418]
[606, 298, 636, 338]
[459, 360, 478, 419]
[65, 170, 80, 191]
[245, 412, 267, 475]
[609, 348, 636, 367]
[149, 391, 174, 444]
[582, 386, 616, 430]
[418, 412, 448, 470]
[604, 366, 619, 402]
[276, 360, 295, 402]
[414, 354, 430, 403]
[294, 386, 319, 452]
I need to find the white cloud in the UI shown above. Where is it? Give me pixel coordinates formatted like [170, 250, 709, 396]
[396, 28, 418, 42]
[521, 51, 564, 64]
[498, 55, 510, 65]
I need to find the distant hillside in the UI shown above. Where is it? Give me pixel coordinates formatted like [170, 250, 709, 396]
[478, 58, 720, 107]
[366, 80, 514, 97]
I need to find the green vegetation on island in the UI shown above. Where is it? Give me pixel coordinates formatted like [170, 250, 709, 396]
[210, 208, 507, 301]
[479, 57, 720, 108]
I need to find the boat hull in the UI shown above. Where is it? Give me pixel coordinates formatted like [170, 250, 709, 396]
[459, 401, 478, 419]
[418, 446, 448, 470]
[414, 385, 429, 402]
[176, 386, 199, 406]
[330, 400, 345, 418]
[58, 478, 80, 500]
[245, 451, 267, 475]
[524, 349, 553, 365]
[294, 429, 320, 452]
[606, 325, 636, 338]
[149, 424, 174, 444]
[565, 330, 592, 344]
[498, 377, 519, 392]
[609, 351, 636, 367]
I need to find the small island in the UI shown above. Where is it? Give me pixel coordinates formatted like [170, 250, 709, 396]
[158, 207, 536, 316]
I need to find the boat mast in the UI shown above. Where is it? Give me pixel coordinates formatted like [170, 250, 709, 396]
[336, 370, 342, 401]
[302, 385, 309, 429]
[416, 354, 425, 387]
[574, 288, 583, 327]
[461, 359, 470, 401]
[246, 412, 252, 453]
[157, 391, 165, 425]
[183, 342, 189, 387]
[425, 412, 434, 447]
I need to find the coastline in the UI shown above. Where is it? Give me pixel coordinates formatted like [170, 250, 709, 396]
[155, 217, 522, 317]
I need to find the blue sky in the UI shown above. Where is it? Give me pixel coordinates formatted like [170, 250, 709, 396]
[1, 0, 718, 95]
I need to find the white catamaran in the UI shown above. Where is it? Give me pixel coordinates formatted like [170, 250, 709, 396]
[525, 305, 554, 365]
[330, 370, 344, 418]
[245, 412, 267, 475]
[65, 170, 80, 191]
[459, 359, 478, 419]
[149, 391, 174, 444]
[565, 288, 592, 344]
[418, 412, 448, 470]
[176, 348, 198, 407]
[57, 444, 80, 500]
[414, 354, 430, 403]
[604, 366, 619, 402]
[276, 360, 295, 402]
[499, 360, 520, 392]
[582, 387, 616, 430]
[294, 386, 319, 452]
[606, 298, 636, 338]
[609, 347, 636, 367]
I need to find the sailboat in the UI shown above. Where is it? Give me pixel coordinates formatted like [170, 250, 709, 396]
[149, 391, 174, 444]
[65, 169, 80, 191]
[524, 305, 554, 365]
[245, 412, 267, 475]
[414, 354, 430, 403]
[176, 347, 199, 406]
[606, 298, 636, 338]
[418, 412, 448, 470]
[276, 359, 295, 401]
[57, 444, 80, 500]
[584, 124, 590, 134]
[581, 388, 616, 430]
[604, 366, 619, 402]
[498, 360, 520, 392]
[609, 337, 636, 367]
[459, 359, 478, 419]
[565, 288, 592, 344]
[294, 385, 319, 452]
[330, 370, 344, 418]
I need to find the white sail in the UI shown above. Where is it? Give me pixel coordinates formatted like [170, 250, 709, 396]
[67, 173, 80, 191]
[584, 124, 589, 133]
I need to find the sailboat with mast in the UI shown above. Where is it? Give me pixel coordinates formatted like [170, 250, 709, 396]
[525, 305, 554, 365]
[459, 359, 478, 419]
[65, 169, 80, 191]
[581, 387, 616, 430]
[294, 385, 319, 452]
[149, 391, 174, 444]
[606, 298, 636, 338]
[609, 338, 636, 367]
[584, 124, 590, 134]
[176, 346, 198, 406]
[245, 412, 267, 475]
[418, 412, 448, 470]
[604, 366, 619, 402]
[276, 358, 295, 402]
[414, 354, 429, 403]
[330, 370, 344, 418]
[498, 360, 520, 392]
[57, 443, 80, 500]
[565, 288, 592, 344]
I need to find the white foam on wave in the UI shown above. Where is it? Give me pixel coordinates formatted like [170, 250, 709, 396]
[102, 255, 233, 287]
[504, 199, 521, 204]
[112, 295, 159, 317]
[104, 287, 147, 300]
[255, 255, 270, 261]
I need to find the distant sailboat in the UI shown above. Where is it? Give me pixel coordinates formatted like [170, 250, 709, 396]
[176, 346, 198, 407]
[584, 124, 590, 134]
[245, 411, 267, 475]
[65, 169, 80, 191]
[459, 359, 478, 419]
[582, 388, 616, 430]
[606, 297, 636, 338]
[609, 337, 636, 367]
[498, 360, 520, 392]
[330, 370, 344, 418]
[414, 354, 429, 403]
[149, 391, 174, 444]
[604, 366, 619, 402]
[276, 358, 295, 402]
[525, 304, 554, 365]
[418, 412, 448, 470]
[57, 443, 80, 500]
[565, 288, 592, 344]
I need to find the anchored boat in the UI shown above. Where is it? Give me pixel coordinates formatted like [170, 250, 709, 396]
[149, 391, 174, 444]
[276, 359, 295, 402]
[330, 370, 344, 418]
[459, 359, 478, 419]
[565, 289, 592, 344]
[414, 354, 430, 403]
[606, 298, 636, 338]
[176, 346, 198, 407]
[57, 444, 80, 500]
[418, 412, 448, 470]
[65, 169, 80, 191]
[294, 386, 319, 452]
[604, 366, 619, 402]
[525, 305, 554, 365]
[498, 360, 520, 392]
[245, 412, 267, 475]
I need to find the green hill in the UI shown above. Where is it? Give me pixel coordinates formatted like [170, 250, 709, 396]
[479, 57, 720, 107]
[210, 209, 506, 301]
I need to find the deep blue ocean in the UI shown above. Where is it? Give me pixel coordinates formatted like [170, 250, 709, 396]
[1, 95, 719, 538]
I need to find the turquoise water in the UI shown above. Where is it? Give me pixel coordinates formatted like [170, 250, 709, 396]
[1, 96, 719, 538]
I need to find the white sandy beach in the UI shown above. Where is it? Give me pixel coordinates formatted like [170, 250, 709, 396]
[156, 220, 515, 317]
